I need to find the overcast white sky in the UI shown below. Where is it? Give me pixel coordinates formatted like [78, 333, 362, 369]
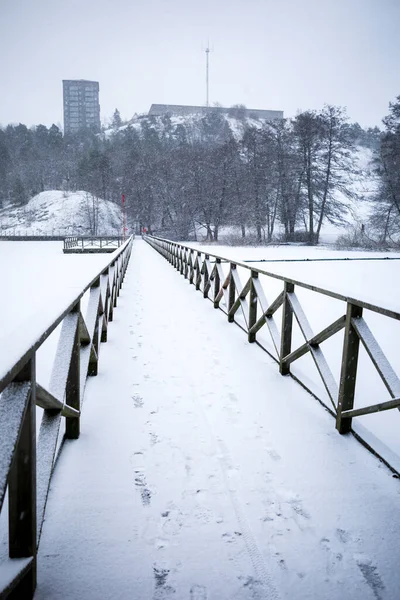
[0, 0, 399, 129]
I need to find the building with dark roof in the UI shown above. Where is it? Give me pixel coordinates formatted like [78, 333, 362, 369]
[148, 104, 283, 120]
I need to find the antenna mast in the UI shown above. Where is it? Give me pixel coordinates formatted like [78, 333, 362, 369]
[205, 44, 210, 107]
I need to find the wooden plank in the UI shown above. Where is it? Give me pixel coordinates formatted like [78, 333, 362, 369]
[282, 340, 310, 366]
[215, 263, 231, 307]
[311, 315, 346, 345]
[231, 268, 250, 299]
[352, 316, 400, 398]
[86, 285, 101, 376]
[36, 410, 62, 544]
[289, 293, 339, 408]
[203, 257, 211, 298]
[227, 270, 251, 328]
[36, 304, 80, 542]
[309, 346, 339, 410]
[8, 357, 36, 597]
[266, 291, 284, 318]
[288, 292, 313, 340]
[282, 315, 346, 367]
[0, 381, 31, 512]
[36, 383, 80, 418]
[252, 277, 269, 314]
[249, 290, 284, 335]
[0, 557, 34, 599]
[48, 310, 80, 401]
[341, 397, 400, 419]
[228, 292, 245, 319]
[79, 313, 91, 345]
[238, 297, 250, 329]
[266, 318, 281, 357]
[336, 304, 363, 433]
[79, 343, 92, 401]
[248, 285, 280, 327]
[248, 279, 281, 355]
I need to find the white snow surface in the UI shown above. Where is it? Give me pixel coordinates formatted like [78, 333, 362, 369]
[0, 190, 122, 235]
[30, 240, 400, 599]
[0, 241, 116, 388]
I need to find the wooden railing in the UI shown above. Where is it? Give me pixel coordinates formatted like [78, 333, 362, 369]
[63, 236, 124, 252]
[144, 235, 400, 455]
[0, 236, 133, 598]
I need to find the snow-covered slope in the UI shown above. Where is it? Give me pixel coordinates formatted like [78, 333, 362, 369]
[0, 190, 122, 235]
[104, 112, 270, 143]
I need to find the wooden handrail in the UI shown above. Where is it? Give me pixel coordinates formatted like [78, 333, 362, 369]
[144, 234, 400, 465]
[145, 234, 400, 321]
[0, 235, 133, 599]
[63, 236, 124, 252]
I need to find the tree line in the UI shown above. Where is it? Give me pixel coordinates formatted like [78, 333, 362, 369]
[1, 100, 398, 245]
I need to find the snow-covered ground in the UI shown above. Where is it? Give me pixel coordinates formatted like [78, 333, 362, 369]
[33, 240, 400, 599]
[0, 241, 116, 390]
[0, 190, 122, 236]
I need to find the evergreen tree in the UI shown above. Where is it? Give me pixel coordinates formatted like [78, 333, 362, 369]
[112, 109, 122, 130]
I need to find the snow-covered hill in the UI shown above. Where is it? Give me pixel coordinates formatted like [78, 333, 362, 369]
[0, 191, 122, 235]
[104, 112, 272, 143]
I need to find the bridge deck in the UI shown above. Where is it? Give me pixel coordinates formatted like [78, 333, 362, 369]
[35, 240, 400, 600]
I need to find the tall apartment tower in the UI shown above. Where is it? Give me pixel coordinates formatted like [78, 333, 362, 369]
[63, 80, 101, 134]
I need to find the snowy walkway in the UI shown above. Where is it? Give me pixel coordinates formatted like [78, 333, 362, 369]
[35, 240, 400, 600]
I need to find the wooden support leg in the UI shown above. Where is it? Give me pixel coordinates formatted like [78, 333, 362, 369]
[336, 303, 362, 434]
[8, 358, 37, 597]
[248, 271, 258, 343]
[279, 282, 294, 375]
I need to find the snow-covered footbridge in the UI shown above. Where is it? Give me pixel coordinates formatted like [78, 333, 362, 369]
[1, 237, 400, 600]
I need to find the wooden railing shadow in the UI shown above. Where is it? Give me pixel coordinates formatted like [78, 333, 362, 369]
[0, 236, 133, 598]
[144, 235, 400, 469]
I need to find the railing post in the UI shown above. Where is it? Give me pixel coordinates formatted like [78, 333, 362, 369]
[279, 282, 294, 375]
[189, 249, 195, 284]
[336, 303, 363, 434]
[8, 357, 37, 596]
[101, 269, 110, 342]
[66, 301, 81, 438]
[195, 254, 201, 290]
[228, 264, 236, 323]
[180, 247, 184, 275]
[203, 254, 209, 298]
[184, 249, 189, 279]
[248, 270, 258, 343]
[214, 259, 221, 308]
